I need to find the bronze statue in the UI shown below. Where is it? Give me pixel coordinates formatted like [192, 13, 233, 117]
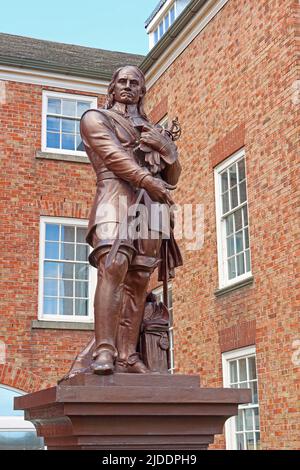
[64, 66, 182, 377]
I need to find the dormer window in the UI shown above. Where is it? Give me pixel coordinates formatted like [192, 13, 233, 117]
[145, 1, 190, 50]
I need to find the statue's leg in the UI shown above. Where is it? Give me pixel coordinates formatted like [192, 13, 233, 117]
[116, 236, 162, 373]
[91, 249, 130, 374]
[116, 269, 152, 373]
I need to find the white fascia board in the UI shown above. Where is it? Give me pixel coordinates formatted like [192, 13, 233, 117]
[0, 65, 109, 94]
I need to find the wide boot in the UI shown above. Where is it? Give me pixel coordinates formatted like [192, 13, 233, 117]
[91, 348, 115, 375]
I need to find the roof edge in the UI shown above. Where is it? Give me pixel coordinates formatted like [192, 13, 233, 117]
[0, 55, 114, 81]
[140, 0, 207, 73]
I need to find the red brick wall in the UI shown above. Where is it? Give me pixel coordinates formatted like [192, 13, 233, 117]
[0, 81, 105, 387]
[0, 0, 299, 451]
[145, 0, 299, 449]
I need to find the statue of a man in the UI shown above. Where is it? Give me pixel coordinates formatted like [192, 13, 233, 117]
[79, 65, 182, 375]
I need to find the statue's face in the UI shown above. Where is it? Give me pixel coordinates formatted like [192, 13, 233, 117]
[112, 67, 144, 105]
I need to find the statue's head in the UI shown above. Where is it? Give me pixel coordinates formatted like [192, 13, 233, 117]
[105, 65, 148, 119]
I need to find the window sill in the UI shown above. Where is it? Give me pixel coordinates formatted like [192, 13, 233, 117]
[36, 150, 90, 164]
[31, 320, 94, 330]
[214, 276, 254, 297]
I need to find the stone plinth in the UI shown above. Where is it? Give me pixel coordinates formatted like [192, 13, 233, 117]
[14, 373, 251, 450]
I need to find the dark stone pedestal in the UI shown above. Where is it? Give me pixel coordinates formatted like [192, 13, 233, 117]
[14, 373, 251, 450]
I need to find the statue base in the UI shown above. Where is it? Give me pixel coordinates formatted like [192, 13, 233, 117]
[14, 373, 251, 450]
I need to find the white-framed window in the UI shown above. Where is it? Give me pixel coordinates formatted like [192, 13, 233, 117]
[214, 149, 252, 288]
[152, 2, 176, 46]
[152, 284, 175, 374]
[42, 91, 97, 156]
[38, 216, 96, 322]
[0, 385, 44, 450]
[222, 346, 260, 450]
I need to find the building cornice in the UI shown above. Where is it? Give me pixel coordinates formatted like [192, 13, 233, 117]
[141, 0, 229, 89]
[0, 64, 109, 94]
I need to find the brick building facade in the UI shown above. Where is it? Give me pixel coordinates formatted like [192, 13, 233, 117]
[0, 0, 299, 450]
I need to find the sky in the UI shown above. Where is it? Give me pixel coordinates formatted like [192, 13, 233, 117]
[0, 0, 160, 55]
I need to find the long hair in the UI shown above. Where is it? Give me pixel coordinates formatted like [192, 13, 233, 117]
[105, 66, 149, 120]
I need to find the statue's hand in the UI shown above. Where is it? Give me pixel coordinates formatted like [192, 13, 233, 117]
[140, 125, 170, 154]
[140, 175, 175, 206]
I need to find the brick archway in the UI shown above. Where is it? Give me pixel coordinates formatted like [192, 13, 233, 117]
[0, 364, 51, 393]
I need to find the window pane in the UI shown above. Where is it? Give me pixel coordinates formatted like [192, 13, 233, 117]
[76, 244, 88, 261]
[44, 279, 57, 296]
[243, 205, 248, 226]
[170, 5, 175, 24]
[45, 242, 59, 259]
[244, 227, 249, 249]
[59, 298, 73, 315]
[60, 243, 74, 261]
[237, 433, 245, 450]
[222, 192, 229, 214]
[44, 261, 58, 278]
[75, 281, 88, 298]
[76, 134, 84, 152]
[236, 411, 244, 432]
[228, 257, 236, 279]
[226, 214, 234, 235]
[235, 230, 243, 253]
[164, 13, 169, 30]
[76, 227, 86, 243]
[0, 386, 23, 416]
[246, 432, 255, 450]
[239, 180, 247, 203]
[59, 280, 73, 297]
[230, 186, 238, 209]
[248, 356, 257, 380]
[62, 100, 76, 116]
[227, 236, 235, 257]
[250, 381, 258, 404]
[255, 432, 261, 449]
[238, 158, 245, 181]
[62, 118, 75, 133]
[245, 409, 254, 431]
[77, 101, 90, 117]
[239, 358, 247, 381]
[245, 250, 251, 272]
[75, 263, 89, 280]
[62, 133, 75, 150]
[43, 297, 57, 315]
[236, 253, 245, 276]
[75, 299, 88, 316]
[230, 360, 238, 383]
[154, 28, 159, 44]
[234, 208, 243, 231]
[47, 116, 60, 132]
[254, 408, 260, 429]
[46, 132, 60, 149]
[61, 226, 75, 242]
[59, 262, 74, 279]
[229, 164, 237, 187]
[221, 171, 228, 192]
[45, 224, 59, 241]
[48, 98, 61, 114]
[0, 431, 44, 450]
[159, 21, 164, 37]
